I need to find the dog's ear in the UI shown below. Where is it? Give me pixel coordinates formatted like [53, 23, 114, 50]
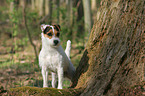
[41, 24, 46, 32]
[53, 24, 61, 31]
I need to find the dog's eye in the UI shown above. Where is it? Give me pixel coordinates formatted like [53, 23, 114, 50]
[56, 33, 60, 37]
[47, 33, 52, 36]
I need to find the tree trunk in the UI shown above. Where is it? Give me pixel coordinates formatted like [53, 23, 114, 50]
[72, 0, 144, 95]
[9, 1, 14, 13]
[31, 0, 35, 10]
[39, 0, 44, 17]
[45, 0, 52, 24]
[73, 0, 84, 42]
[56, 0, 60, 24]
[82, 0, 92, 34]
[66, 0, 73, 27]
[91, 0, 97, 11]
[45, 0, 49, 15]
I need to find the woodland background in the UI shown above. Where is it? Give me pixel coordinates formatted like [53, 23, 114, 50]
[0, 0, 145, 96]
[0, 0, 100, 91]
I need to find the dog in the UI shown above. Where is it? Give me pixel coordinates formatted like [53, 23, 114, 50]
[39, 24, 75, 89]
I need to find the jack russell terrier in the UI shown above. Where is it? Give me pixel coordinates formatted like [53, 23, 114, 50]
[39, 24, 75, 89]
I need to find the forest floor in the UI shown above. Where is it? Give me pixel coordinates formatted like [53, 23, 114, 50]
[0, 34, 83, 95]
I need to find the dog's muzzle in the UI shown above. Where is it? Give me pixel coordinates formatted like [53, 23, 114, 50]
[54, 40, 59, 46]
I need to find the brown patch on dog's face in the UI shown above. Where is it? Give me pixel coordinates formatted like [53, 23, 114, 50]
[43, 27, 60, 39]
[44, 29, 53, 39]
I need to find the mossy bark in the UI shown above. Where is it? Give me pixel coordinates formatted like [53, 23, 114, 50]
[9, 87, 81, 96]
[72, 0, 144, 95]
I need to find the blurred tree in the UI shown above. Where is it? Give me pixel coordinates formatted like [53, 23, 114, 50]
[73, 0, 84, 42]
[22, 0, 38, 60]
[82, 0, 92, 34]
[31, 0, 35, 10]
[91, 0, 101, 11]
[91, 0, 97, 11]
[45, 0, 52, 24]
[39, 0, 44, 16]
[55, 0, 60, 23]
[74, 0, 84, 22]
[66, 0, 73, 27]
[71, 0, 144, 95]
[45, 0, 49, 15]
[35, 0, 39, 10]
[9, 1, 14, 13]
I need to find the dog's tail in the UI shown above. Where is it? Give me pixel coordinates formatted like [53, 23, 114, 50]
[65, 40, 71, 59]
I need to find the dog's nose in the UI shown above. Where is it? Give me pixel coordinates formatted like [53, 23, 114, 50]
[54, 40, 59, 45]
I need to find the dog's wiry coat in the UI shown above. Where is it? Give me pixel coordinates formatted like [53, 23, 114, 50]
[39, 24, 75, 89]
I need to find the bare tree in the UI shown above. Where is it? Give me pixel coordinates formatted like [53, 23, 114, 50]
[55, 0, 60, 23]
[9, 1, 14, 13]
[22, 0, 38, 60]
[91, 0, 97, 11]
[82, 0, 92, 34]
[39, 0, 44, 16]
[45, 0, 49, 15]
[31, 0, 35, 10]
[66, 0, 73, 27]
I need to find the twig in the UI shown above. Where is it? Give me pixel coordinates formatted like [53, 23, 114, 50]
[22, 1, 38, 61]
[38, 14, 49, 24]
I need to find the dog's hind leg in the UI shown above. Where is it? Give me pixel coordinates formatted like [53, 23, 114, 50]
[65, 64, 75, 82]
[42, 66, 48, 87]
[65, 40, 71, 59]
[51, 72, 57, 88]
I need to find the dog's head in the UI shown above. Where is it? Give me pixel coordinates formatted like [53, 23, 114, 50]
[41, 24, 61, 47]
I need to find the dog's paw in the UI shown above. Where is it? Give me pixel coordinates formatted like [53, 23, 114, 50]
[43, 85, 48, 88]
[57, 86, 63, 89]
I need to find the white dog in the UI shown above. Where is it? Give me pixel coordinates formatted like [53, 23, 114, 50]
[39, 24, 75, 89]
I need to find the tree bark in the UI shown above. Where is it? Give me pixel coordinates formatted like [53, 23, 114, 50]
[72, 0, 144, 95]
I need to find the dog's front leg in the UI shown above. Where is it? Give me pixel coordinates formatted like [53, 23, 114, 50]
[42, 66, 48, 87]
[51, 72, 57, 88]
[57, 67, 63, 89]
